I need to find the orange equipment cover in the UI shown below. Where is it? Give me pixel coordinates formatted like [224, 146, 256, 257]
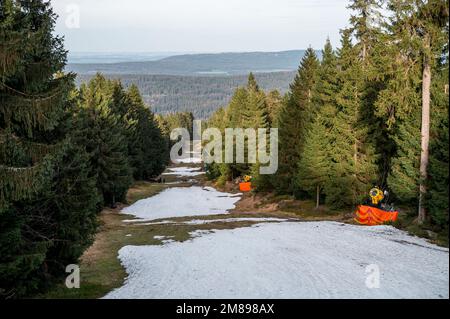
[355, 205, 398, 226]
[239, 182, 252, 192]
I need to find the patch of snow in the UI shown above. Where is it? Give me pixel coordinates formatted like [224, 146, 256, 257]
[153, 235, 175, 244]
[162, 167, 204, 177]
[162, 170, 205, 177]
[168, 167, 202, 172]
[183, 218, 289, 225]
[172, 156, 202, 164]
[153, 235, 174, 240]
[120, 187, 241, 221]
[104, 221, 449, 299]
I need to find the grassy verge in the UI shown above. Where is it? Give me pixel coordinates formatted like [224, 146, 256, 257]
[389, 208, 449, 247]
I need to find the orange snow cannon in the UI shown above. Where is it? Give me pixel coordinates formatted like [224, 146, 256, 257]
[239, 182, 252, 192]
[239, 175, 253, 192]
[355, 187, 398, 225]
[355, 205, 399, 226]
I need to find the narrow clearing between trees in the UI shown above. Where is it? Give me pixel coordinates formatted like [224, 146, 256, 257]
[103, 164, 449, 299]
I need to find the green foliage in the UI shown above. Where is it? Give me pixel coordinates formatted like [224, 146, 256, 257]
[30, 142, 101, 277]
[76, 72, 297, 119]
[326, 31, 378, 207]
[125, 84, 168, 180]
[74, 74, 133, 207]
[297, 107, 333, 205]
[275, 48, 319, 195]
[387, 107, 422, 203]
[157, 111, 194, 136]
[379, 0, 449, 217]
[0, 0, 103, 298]
[427, 62, 449, 226]
[205, 74, 274, 186]
[292, 0, 449, 221]
[265, 90, 283, 126]
[296, 40, 338, 205]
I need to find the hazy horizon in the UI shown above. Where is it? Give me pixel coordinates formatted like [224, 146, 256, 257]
[53, 0, 351, 53]
[66, 49, 315, 64]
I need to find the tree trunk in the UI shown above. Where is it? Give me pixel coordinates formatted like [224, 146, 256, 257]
[362, 42, 367, 62]
[418, 59, 431, 224]
[316, 185, 320, 209]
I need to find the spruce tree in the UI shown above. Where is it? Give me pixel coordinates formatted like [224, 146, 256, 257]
[247, 72, 259, 92]
[243, 73, 270, 130]
[0, 0, 99, 297]
[326, 30, 378, 208]
[126, 84, 168, 179]
[221, 86, 250, 179]
[246, 75, 271, 190]
[387, 0, 449, 222]
[427, 54, 449, 227]
[373, 13, 423, 205]
[74, 74, 133, 207]
[296, 40, 338, 207]
[275, 48, 319, 195]
[348, 0, 384, 63]
[296, 108, 333, 208]
[265, 90, 283, 126]
[312, 39, 338, 112]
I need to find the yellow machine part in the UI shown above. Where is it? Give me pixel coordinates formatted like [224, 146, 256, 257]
[244, 175, 252, 183]
[369, 188, 384, 205]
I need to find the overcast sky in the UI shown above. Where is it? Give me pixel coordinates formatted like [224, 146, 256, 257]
[53, 0, 352, 53]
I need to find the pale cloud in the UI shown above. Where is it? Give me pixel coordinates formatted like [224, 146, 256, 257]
[52, 0, 351, 52]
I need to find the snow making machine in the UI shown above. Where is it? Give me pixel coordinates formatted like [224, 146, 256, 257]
[355, 187, 399, 226]
[239, 175, 253, 192]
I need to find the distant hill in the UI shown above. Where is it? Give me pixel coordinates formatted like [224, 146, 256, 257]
[67, 52, 182, 64]
[67, 50, 316, 76]
[76, 72, 296, 119]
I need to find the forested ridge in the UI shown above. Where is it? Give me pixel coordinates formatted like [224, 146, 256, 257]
[75, 72, 296, 119]
[0, 0, 169, 297]
[66, 50, 311, 75]
[206, 0, 449, 230]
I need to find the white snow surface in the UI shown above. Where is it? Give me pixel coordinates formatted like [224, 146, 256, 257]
[105, 221, 449, 299]
[172, 155, 202, 164]
[162, 167, 205, 177]
[138, 217, 288, 226]
[168, 167, 201, 172]
[120, 186, 241, 221]
[182, 217, 289, 225]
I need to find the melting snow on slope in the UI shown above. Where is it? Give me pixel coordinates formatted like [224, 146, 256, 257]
[121, 186, 241, 221]
[162, 167, 205, 177]
[172, 152, 202, 164]
[182, 217, 289, 225]
[105, 221, 449, 299]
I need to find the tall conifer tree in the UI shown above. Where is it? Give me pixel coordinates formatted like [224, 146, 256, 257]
[0, 0, 99, 297]
[387, 0, 449, 222]
[74, 74, 133, 207]
[275, 48, 319, 195]
[326, 31, 378, 207]
[297, 40, 338, 206]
